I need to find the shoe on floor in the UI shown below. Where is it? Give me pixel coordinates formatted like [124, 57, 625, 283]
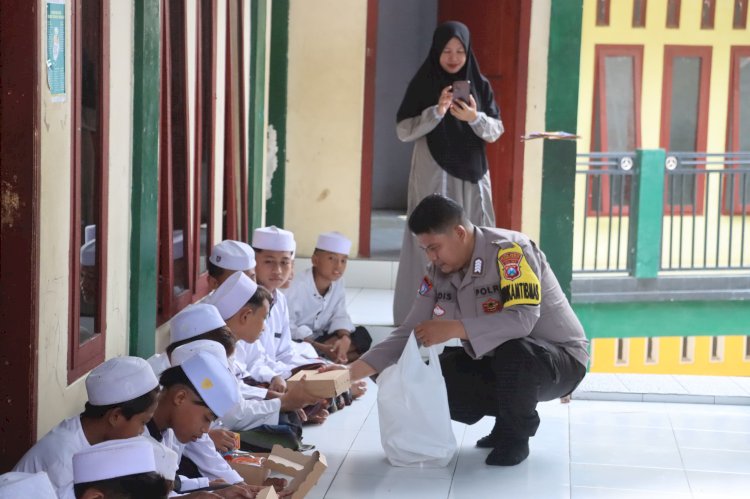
[485, 438, 529, 466]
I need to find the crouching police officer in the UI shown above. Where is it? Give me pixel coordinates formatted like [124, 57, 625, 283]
[324, 194, 588, 466]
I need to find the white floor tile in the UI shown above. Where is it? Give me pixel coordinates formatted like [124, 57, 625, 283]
[686, 470, 750, 497]
[347, 289, 395, 326]
[349, 429, 385, 453]
[336, 449, 457, 480]
[673, 428, 750, 452]
[323, 473, 452, 499]
[570, 423, 678, 448]
[618, 374, 689, 394]
[668, 411, 750, 433]
[569, 403, 672, 428]
[450, 478, 570, 499]
[571, 441, 683, 469]
[680, 448, 750, 474]
[673, 375, 750, 397]
[453, 443, 570, 483]
[344, 287, 362, 306]
[342, 261, 393, 290]
[570, 463, 691, 495]
[571, 486, 691, 498]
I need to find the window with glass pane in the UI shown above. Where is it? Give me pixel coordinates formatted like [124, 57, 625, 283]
[701, 0, 715, 29]
[666, 0, 681, 28]
[590, 46, 642, 215]
[734, 0, 749, 29]
[70, 0, 108, 382]
[667, 56, 702, 207]
[596, 0, 610, 26]
[197, 0, 215, 278]
[632, 0, 647, 27]
[724, 49, 750, 214]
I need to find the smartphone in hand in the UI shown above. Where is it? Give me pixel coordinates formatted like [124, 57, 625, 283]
[451, 80, 471, 104]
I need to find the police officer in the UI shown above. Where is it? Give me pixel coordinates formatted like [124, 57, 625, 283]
[326, 194, 588, 466]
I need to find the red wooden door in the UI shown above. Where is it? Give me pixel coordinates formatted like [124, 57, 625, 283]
[438, 0, 531, 230]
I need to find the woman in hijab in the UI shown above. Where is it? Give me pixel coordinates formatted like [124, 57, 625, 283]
[393, 21, 504, 325]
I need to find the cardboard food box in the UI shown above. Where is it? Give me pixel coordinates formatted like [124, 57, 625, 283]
[265, 445, 327, 499]
[226, 452, 270, 486]
[287, 369, 350, 398]
[256, 486, 278, 499]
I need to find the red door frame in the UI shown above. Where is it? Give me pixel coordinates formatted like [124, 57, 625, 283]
[0, 0, 40, 469]
[358, 0, 531, 256]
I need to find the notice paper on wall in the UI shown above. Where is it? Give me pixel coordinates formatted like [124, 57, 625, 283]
[47, 0, 66, 102]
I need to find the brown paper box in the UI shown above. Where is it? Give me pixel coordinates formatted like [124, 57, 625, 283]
[227, 452, 270, 486]
[286, 369, 350, 398]
[265, 445, 328, 499]
[256, 486, 279, 499]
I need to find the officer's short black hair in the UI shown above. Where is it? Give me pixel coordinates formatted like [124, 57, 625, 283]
[74, 471, 169, 499]
[165, 325, 236, 357]
[81, 387, 161, 420]
[408, 194, 469, 235]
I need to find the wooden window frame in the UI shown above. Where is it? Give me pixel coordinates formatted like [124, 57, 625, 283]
[632, 0, 647, 27]
[596, 0, 610, 26]
[734, 0, 749, 29]
[193, 0, 218, 298]
[723, 46, 750, 215]
[660, 45, 712, 216]
[68, 0, 110, 383]
[158, 0, 193, 324]
[701, 0, 716, 30]
[588, 45, 643, 216]
[666, 0, 681, 28]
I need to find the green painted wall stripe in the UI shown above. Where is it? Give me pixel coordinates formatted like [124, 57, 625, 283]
[539, 1, 583, 299]
[629, 149, 666, 278]
[574, 301, 750, 339]
[247, 0, 268, 233]
[265, 0, 288, 227]
[129, 0, 161, 358]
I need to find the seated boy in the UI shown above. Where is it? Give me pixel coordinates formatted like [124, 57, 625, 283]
[145, 350, 261, 497]
[208, 239, 256, 288]
[284, 231, 372, 364]
[71, 437, 170, 499]
[13, 357, 160, 497]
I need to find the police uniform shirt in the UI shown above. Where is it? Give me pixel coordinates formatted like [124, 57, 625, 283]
[361, 226, 590, 373]
[13, 416, 90, 498]
[283, 267, 355, 341]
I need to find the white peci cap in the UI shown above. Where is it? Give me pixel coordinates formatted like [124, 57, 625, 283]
[73, 437, 156, 484]
[85, 356, 159, 406]
[80, 238, 96, 266]
[0, 472, 56, 498]
[316, 231, 352, 256]
[252, 226, 295, 252]
[204, 271, 258, 320]
[209, 240, 256, 271]
[148, 440, 179, 482]
[180, 351, 239, 418]
[170, 340, 229, 370]
[169, 303, 226, 344]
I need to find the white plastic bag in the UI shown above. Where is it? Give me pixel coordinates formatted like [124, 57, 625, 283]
[377, 333, 457, 467]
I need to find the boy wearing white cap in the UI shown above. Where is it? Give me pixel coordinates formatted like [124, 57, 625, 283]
[71, 437, 169, 498]
[13, 357, 160, 497]
[208, 240, 257, 289]
[146, 351, 261, 497]
[147, 303, 236, 377]
[205, 272, 324, 429]
[284, 231, 373, 364]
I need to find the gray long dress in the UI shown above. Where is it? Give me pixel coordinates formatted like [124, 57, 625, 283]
[393, 105, 503, 325]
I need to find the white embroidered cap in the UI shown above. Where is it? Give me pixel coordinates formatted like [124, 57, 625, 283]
[170, 339, 229, 370]
[169, 303, 226, 344]
[180, 351, 240, 418]
[85, 356, 159, 406]
[0, 472, 56, 498]
[315, 231, 352, 256]
[148, 440, 179, 481]
[204, 271, 258, 320]
[252, 226, 295, 252]
[73, 437, 156, 484]
[209, 240, 256, 271]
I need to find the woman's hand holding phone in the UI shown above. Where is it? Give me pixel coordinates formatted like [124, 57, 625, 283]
[450, 94, 478, 122]
[437, 85, 453, 117]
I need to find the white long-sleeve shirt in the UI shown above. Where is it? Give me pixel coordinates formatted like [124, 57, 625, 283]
[182, 433, 242, 484]
[143, 427, 209, 493]
[13, 416, 90, 499]
[283, 268, 354, 340]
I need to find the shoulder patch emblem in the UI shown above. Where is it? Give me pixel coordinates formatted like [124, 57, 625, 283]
[482, 298, 501, 314]
[418, 276, 433, 296]
[472, 257, 483, 276]
[497, 242, 541, 307]
[432, 304, 446, 317]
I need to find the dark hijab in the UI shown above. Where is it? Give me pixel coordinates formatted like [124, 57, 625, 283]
[397, 21, 500, 183]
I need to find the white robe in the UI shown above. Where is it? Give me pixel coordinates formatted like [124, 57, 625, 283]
[182, 433, 242, 484]
[12, 416, 90, 499]
[283, 268, 354, 340]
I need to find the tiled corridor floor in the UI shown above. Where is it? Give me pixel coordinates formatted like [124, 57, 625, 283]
[298, 381, 750, 498]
